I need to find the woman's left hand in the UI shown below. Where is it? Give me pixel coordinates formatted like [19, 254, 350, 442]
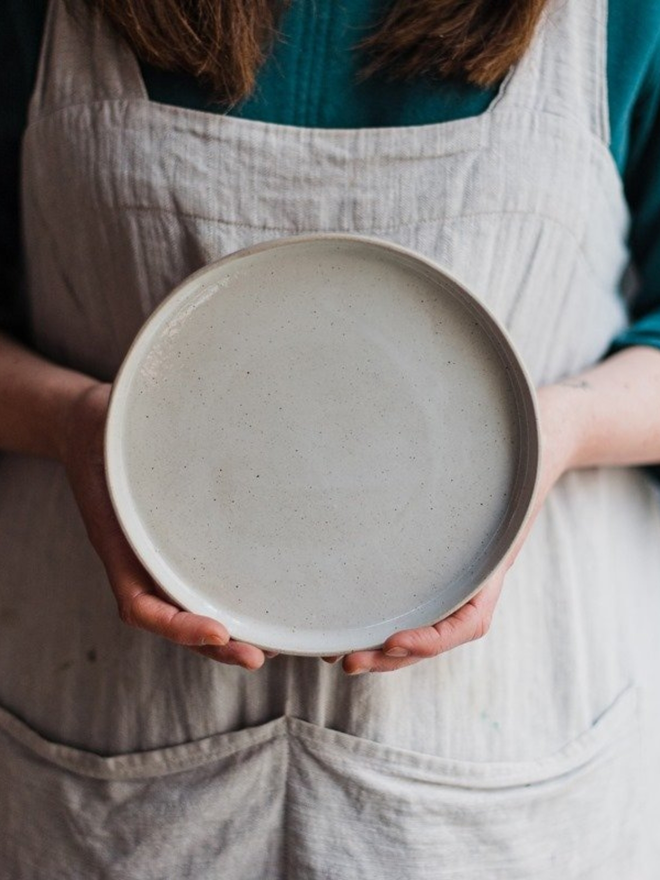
[332, 382, 579, 675]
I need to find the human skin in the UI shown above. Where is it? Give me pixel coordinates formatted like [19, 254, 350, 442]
[1, 329, 660, 673]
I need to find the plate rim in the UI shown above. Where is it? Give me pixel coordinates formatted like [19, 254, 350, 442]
[105, 232, 541, 655]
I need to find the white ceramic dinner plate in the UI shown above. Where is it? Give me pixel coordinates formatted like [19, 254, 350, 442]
[106, 235, 539, 655]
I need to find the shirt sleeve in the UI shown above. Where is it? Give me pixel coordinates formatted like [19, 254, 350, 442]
[609, 31, 660, 355]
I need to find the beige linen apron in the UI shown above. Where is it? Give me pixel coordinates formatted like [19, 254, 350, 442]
[1, 0, 660, 876]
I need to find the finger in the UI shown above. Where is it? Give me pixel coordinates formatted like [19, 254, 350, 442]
[382, 578, 503, 660]
[104, 528, 231, 647]
[342, 649, 421, 675]
[263, 650, 279, 659]
[321, 655, 343, 664]
[65, 398, 248, 660]
[118, 589, 231, 648]
[342, 578, 505, 674]
[189, 641, 266, 670]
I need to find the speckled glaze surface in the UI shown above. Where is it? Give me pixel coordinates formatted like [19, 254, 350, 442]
[106, 235, 539, 654]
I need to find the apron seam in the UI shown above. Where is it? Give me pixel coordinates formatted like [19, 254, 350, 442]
[109, 203, 609, 281]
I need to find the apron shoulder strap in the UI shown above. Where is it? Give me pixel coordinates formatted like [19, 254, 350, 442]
[490, 0, 610, 146]
[28, 0, 148, 123]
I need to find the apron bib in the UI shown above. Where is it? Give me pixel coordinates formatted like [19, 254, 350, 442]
[1, 0, 659, 876]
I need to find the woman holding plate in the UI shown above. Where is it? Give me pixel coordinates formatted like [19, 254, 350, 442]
[1, 0, 660, 875]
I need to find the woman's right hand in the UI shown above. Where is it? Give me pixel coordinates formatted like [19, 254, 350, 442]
[60, 381, 267, 670]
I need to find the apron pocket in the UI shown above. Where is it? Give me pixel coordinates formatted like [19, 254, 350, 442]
[0, 703, 288, 880]
[0, 688, 642, 879]
[284, 686, 642, 880]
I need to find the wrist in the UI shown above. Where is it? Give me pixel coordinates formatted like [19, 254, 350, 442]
[537, 347, 660, 474]
[57, 381, 111, 467]
[0, 331, 105, 461]
[536, 383, 590, 484]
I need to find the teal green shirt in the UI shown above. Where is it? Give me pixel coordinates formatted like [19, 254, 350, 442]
[3, 0, 660, 353]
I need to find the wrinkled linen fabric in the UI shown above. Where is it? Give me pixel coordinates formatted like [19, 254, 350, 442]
[1, 0, 659, 876]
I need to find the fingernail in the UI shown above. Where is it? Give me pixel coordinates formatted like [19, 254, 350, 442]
[347, 667, 368, 675]
[243, 659, 264, 671]
[385, 647, 409, 658]
[203, 634, 227, 647]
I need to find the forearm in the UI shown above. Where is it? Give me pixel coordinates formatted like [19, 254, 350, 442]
[3, 323, 659, 470]
[540, 345, 660, 476]
[0, 330, 99, 460]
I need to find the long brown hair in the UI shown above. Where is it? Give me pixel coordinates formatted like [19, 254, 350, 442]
[89, 0, 548, 106]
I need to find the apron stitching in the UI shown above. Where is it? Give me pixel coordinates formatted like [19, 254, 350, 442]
[291, 724, 638, 788]
[1, 727, 290, 781]
[23, 102, 627, 207]
[110, 203, 610, 278]
[21, 98, 613, 149]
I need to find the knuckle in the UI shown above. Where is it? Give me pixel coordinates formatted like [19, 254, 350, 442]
[472, 613, 492, 641]
[422, 639, 441, 658]
[117, 598, 137, 628]
[414, 629, 442, 657]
